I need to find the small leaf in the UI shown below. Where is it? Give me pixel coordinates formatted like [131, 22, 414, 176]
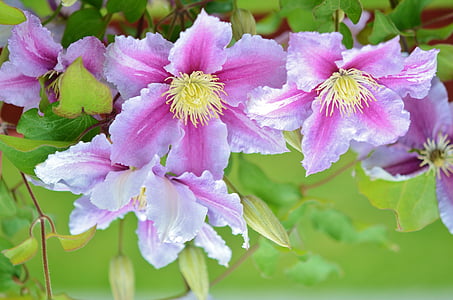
[253, 239, 280, 278]
[339, 22, 353, 49]
[109, 254, 135, 300]
[2, 237, 39, 265]
[0, 177, 16, 217]
[0, 253, 21, 292]
[53, 57, 113, 118]
[256, 12, 282, 36]
[206, 0, 233, 14]
[286, 254, 340, 286]
[61, 8, 105, 48]
[283, 130, 302, 153]
[369, 10, 400, 44]
[1, 217, 30, 237]
[389, 0, 432, 31]
[420, 44, 453, 81]
[179, 245, 209, 300]
[0, 2, 26, 25]
[416, 23, 453, 44]
[46, 226, 96, 251]
[340, 0, 362, 24]
[106, 0, 147, 23]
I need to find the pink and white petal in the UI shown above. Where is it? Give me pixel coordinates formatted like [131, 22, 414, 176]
[175, 171, 247, 245]
[0, 62, 40, 110]
[340, 36, 404, 78]
[137, 220, 185, 269]
[166, 10, 231, 75]
[35, 134, 123, 194]
[166, 119, 229, 179]
[378, 48, 439, 99]
[69, 196, 133, 235]
[194, 223, 232, 266]
[8, 12, 61, 77]
[146, 175, 207, 244]
[56, 36, 106, 79]
[220, 104, 288, 154]
[436, 174, 453, 234]
[110, 84, 182, 168]
[287, 32, 344, 92]
[215, 34, 286, 107]
[352, 87, 410, 147]
[104, 33, 172, 99]
[247, 83, 315, 131]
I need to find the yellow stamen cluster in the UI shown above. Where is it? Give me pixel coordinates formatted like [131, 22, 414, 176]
[316, 68, 380, 116]
[163, 71, 227, 127]
[42, 70, 63, 96]
[419, 134, 453, 178]
[132, 187, 147, 210]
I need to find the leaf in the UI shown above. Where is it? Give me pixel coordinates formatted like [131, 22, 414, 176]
[53, 57, 113, 118]
[206, 0, 233, 14]
[416, 23, 453, 44]
[339, 22, 353, 48]
[2, 237, 38, 265]
[46, 226, 96, 251]
[253, 238, 280, 278]
[61, 0, 78, 6]
[0, 253, 21, 292]
[340, 0, 362, 24]
[420, 44, 453, 81]
[179, 246, 209, 300]
[106, 0, 147, 23]
[0, 2, 26, 25]
[369, 10, 400, 44]
[279, 0, 323, 14]
[0, 177, 16, 217]
[237, 156, 301, 207]
[256, 12, 282, 36]
[61, 8, 105, 48]
[1, 217, 30, 237]
[286, 254, 340, 286]
[283, 130, 302, 153]
[81, 0, 103, 9]
[286, 8, 318, 32]
[17, 104, 99, 142]
[356, 167, 438, 232]
[0, 135, 73, 175]
[389, 0, 432, 31]
[313, 0, 340, 20]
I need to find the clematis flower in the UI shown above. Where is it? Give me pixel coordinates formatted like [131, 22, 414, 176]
[0, 12, 105, 111]
[247, 31, 438, 175]
[35, 134, 247, 268]
[361, 79, 453, 233]
[104, 10, 288, 179]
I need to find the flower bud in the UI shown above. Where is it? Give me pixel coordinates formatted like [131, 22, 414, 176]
[241, 195, 291, 248]
[109, 254, 135, 300]
[179, 245, 209, 300]
[283, 129, 302, 153]
[230, 8, 256, 41]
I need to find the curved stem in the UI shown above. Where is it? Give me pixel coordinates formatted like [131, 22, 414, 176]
[42, 3, 63, 26]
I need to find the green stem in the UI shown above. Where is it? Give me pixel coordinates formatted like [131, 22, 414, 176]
[42, 3, 63, 26]
[334, 9, 340, 32]
[223, 176, 241, 195]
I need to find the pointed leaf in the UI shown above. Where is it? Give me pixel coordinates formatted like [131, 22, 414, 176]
[61, 8, 105, 48]
[340, 0, 362, 24]
[0, 2, 26, 25]
[369, 10, 400, 44]
[53, 57, 112, 118]
[253, 238, 280, 278]
[286, 254, 340, 286]
[2, 237, 38, 265]
[420, 44, 453, 81]
[0, 177, 16, 217]
[416, 23, 453, 44]
[389, 0, 432, 31]
[106, 0, 147, 23]
[179, 246, 209, 300]
[46, 226, 96, 251]
[339, 22, 353, 49]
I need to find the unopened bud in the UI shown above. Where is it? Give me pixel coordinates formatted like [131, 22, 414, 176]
[61, 0, 78, 7]
[179, 245, 209, 300]
[109, 254, 135, 300]
[242, 195, 291, 248]
[231, 8, 256, 40]
[283, 129, 302, 153]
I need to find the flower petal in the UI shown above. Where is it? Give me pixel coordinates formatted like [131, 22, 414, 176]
[215, 34, 286, 107]
[165, 10, 230, 75]
[110, 84, 182, 167]
[221, 104, 288, 154]
[287, 32, 343, 92]
[436, 174, 453, 234]
[166, 118, 229, 179]
[137, 220, 184, 269]
[247, 83, 314, 131]
[8, 12, 61, 77]
[104, 33, 172, 99]
[194, 223, 232, 266]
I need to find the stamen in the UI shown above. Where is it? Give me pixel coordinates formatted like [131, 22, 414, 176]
[316, 68, 381, 116]
[418, 133, 453, 177]
[163, 71, 227, 127]
[41, 70, 63, 96]
[132, 187, 147, 210]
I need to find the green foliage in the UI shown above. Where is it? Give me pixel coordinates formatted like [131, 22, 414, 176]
[81, 0, 104, 9]
[106, 0, 147, 23]
[61, 8, 106, 48]
[356, 167, 438, 232]
[2, 237, 38, 265]
[0, 1, 26, 25]
[420, 44, 453, 81]
[339, 22, 353, 48]
[255, 13, 282, 35]
[416, 23, 453, 44]
[285, 254, 340, 286]
[46, 226, 96, 252]
[0, 252, 21, 292]
[0, 178, 16, 217]
[340, 0, 362, 24]
[313, 0, 362, 26]
[389, 0, 432, 31]
[206, 0, 233, 14]
[253, 239, 280, 278]
[369, 10, 400, 44]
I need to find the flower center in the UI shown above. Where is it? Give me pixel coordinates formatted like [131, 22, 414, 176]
[41, 70, 63, 96]
[418, 133, 453, 177]
[163, 71, 227, 127]
[316, 68, 380, 116]
[132, 187, 147, 210]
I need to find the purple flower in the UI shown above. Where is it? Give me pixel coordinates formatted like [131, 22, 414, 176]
[0, 12, 105, 110]
[247, 32, 438, 175]
[35, 134, 247, 268]
[361, 78, 453, 233]
[104, 10, 288, 179]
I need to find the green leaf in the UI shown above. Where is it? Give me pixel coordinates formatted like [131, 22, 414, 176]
[416, 23, 453, 44]
[340, 0, 362, 24]
[46, 226, 96, 251]
[0, 2, 26, 25]
[81, 0, 103, 9]
[389, 0, 432, 31]
[256, 12, 282, 36]
[0, 253, 21, 292]
[369, 10, 400, 44]
[279, 0, 323, 14]
[106, 0, 147, 23]
[237, 156, 301, 207]
[339, 22, 353, 48]
[61, 8, 105, 48]
[17, 104, 99, 142]
[286, 8, 318, 32]
[356, 167, 438, 232]
[61, 0, 78, 6]
[0, 177, 16, 217]
[253, 239, 280, 278]
[286, 254, 340, 286]
[206, 0, 233, 14]
[1, 217, 30, 237]
[420, 44, 453, 81]
[2, 237, 39, 265]
[179, 246, 209, 300]
[0, 135, 73, 175]
[53, 57, 113, 118]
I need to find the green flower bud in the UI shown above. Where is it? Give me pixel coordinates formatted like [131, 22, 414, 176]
[242, 195, 291, 248]
[109, 254, 135, 300]
[283, 129, 303, 153]
[230, 8, 256, 41]
[179, 245, 209, 300]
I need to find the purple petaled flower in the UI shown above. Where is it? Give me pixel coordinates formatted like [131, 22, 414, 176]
[35, 134, 247, 268]
[247, 32, 438, 175]
[0, 12, 105, 111]
[104, 10, 288, 179]
[361, 78, 453, 233]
